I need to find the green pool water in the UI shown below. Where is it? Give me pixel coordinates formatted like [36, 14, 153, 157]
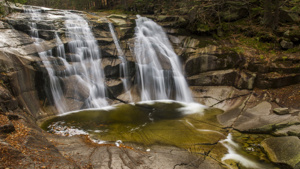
[41, 101, 277, 169]
[41, 101, 226, 149]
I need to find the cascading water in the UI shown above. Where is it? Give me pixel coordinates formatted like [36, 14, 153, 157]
[134, 15, 193, 102]
[108, 23, 132, 101]
[24, 7, 68, 113]
[64, 13, 108, 108]
[24, 6, 193, 114]
[24, 6, 108, 113]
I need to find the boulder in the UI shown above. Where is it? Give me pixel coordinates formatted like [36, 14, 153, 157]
[280, 40, 294, 49]
[233, 101, 300, 133]
[0, 85, 12, 101]
[261, 136, 300, 169]
[62, 75, 90, 101]
[273, 108, 289, 115]
[0, 21, 10, 29]
[64, 98, 84, 111]
[93, 22, 110, 32]
[5, 19, 31, 34]
[38, 30, 55, 40]
[185, 52, 241, 76]
[279, 10, 299, 23]
[187, 69, 256, 89]
[274, 125, 300, 137]
[106, 79, 124, 97]
[235, 70, 256, 89]
[187, 69, 237, 87]
[109, 18, 128, 27]
[255, 72, 300, 89]
[283, 28, 300, 43]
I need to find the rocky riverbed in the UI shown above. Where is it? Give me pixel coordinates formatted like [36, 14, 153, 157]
[0, 3, 300, 169]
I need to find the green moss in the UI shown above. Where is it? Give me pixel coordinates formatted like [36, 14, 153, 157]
[231, 130, 275, 166]
[197, 23, 211, 32]
[232, 46, 245, 54]
[239, 36, 276, 53]
[284, 47, 300, 53]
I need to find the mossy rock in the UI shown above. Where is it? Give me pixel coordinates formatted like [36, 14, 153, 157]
[196, 23, 216, 33]
[279, 10, 300, 23]
[261, 136, 300, 169]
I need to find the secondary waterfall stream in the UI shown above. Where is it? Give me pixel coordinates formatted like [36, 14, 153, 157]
[134, 15, 193, 102]
[108, 22, 132, 102]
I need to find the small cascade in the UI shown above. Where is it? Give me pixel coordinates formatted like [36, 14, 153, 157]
[108, 23, 132, 101]
[134, 15, 193, 102]
[24, 6, 108, 113]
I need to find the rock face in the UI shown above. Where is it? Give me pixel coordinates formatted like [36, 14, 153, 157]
[261, 136, 300, 169]
[0, 4, 300, 169]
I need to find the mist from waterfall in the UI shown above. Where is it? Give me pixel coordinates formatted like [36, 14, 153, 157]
[25, 7, 108, 113]
[134, 15, 193, 102]
[108, 22, 132, 102]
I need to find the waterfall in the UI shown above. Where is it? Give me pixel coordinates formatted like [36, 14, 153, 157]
[23, 6, 194, 113]
[134, 15, 193, 102]
[24, 6, 108, 113]
[24, 7, 68, 113]
[108, 23, 132, 101]
[64, 12, 108, 108]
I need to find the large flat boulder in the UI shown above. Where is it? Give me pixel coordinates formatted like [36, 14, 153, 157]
[261, 136, 300, 169]
[233, 101, 300, 133]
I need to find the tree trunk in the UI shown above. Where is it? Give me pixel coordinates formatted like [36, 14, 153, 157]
[263, 0, 272, 27]
[263, 0, 281, 30]
[273, 0, 280, 30]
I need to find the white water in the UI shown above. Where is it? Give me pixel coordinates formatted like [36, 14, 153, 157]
[24, 6, 108, 113]
[108, 23, 132, 101]
[134, 15, 193, 102]
[24, 7, 68, 113]
[64, 12, 107, 108]
[220, 134, 273, 169]
[23, 7, 194, 113]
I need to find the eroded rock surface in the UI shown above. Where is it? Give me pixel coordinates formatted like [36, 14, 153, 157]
[45, 134, 225, 169]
